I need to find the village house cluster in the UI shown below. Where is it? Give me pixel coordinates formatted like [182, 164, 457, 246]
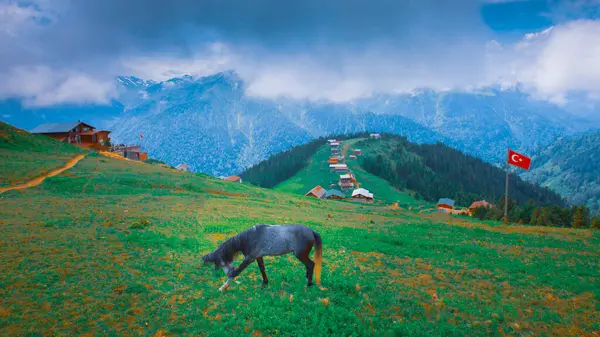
[305, 138, 375, 203]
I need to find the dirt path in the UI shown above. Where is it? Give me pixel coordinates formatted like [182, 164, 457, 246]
[0, 154, 87, 195]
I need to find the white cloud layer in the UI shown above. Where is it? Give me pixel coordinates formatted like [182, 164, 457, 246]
[1, 0, 600, 113]
[0, 66, 116, 106]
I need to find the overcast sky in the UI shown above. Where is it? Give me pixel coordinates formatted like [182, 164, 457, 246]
[1, 0, 600, 108]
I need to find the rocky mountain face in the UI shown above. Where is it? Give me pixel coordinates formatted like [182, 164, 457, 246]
[1, 71, 595, 178]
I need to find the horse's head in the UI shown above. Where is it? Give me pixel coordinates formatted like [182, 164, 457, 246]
[202, 251, 221, 270]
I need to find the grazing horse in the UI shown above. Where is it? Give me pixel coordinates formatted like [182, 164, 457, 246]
[202, 224, 322, 291]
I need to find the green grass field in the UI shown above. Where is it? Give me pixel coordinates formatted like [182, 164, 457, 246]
[1, 129, 600, 336]
[0, 122, 85, 187]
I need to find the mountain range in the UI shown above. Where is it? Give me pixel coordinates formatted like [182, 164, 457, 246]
[0, 70, 597, 181]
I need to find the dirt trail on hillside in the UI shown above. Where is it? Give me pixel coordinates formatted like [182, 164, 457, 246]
[0, 154, 87, 195]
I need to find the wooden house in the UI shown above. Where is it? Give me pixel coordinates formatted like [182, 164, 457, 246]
[352, 188, 374, 203]
[338, 173, 356, 190]
[349, 155, 357, 160]
[370, 133, 381, 139]
[329, 164, 348, 172]
[325, 189, 345, 200]
[437, 198, 455, 212]
[175, 164, 190, 171]
[354, 149, 362, 155]
[452, 208, 470, 216]
[112, 145, 149, 161]
[331, 148, 340, 155]
[31, 121, 111, 150]
[223, 176, 242, 183]
[306, 185, 326, 199]
[328, 157, 339, 164]
[469, 200, 492, 214]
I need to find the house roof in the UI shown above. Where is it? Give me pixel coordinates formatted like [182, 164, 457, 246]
[469, 200, 491, 209]
[78, 130, 111, 136]
[325, 189, 345, 198]
[30, 121, 93, 134]
[175, 164, 190, 169]
[306, 185, 326, 198]
[352, 188, 373, 199]
[329, 164, 347, 168]
[224, 175, 241, 181]
[339, 174, 354, 180]
[437, 198, 455, 207]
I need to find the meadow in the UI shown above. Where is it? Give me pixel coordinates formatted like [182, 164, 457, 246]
[0, 122, 85, 187]
[1, 132, 600, 336]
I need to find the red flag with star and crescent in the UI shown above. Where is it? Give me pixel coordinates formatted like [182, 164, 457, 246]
[508, 149, 531, 170]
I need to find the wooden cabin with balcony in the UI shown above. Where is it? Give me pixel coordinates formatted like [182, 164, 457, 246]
[31, 121, 111, 150]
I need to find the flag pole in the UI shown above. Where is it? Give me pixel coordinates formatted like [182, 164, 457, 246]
[504, 146, 509, 225]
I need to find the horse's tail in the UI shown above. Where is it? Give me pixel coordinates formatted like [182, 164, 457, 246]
[313, 230, 323, 285]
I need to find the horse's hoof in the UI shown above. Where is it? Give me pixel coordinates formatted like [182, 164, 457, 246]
[261, 282, 268, 289]
[235, 280, 241, 285]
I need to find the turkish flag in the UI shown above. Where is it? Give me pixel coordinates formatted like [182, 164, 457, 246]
[140, 134, 143, 139]
[508, 149, 531, 170]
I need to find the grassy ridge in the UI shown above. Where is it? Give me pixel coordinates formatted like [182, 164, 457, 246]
[356, 135, 565, 208]
[275, 138, 419, 206]
[1, 126, 600, 336]
[0, 121, 85, 187]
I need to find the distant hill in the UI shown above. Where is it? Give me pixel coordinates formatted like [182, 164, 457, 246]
[242, 133, 563, 208]
[0, 121, 84, 187]
[521, 130, 600, 214]
[240, 132, 372, 188]
[356, 134, 565, 208]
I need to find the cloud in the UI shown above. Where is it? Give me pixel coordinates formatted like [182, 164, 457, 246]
[488, 20, 600, 104]
[0, 0, 495, 104]
[1, 0, 600, 108]
[0, 66, 116, 106]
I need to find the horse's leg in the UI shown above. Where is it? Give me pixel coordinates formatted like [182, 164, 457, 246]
[228, 257, 254, 278]
[294, 249, 315, 287]
[256, 257, 268, 289]
[221, 264, 240, 285]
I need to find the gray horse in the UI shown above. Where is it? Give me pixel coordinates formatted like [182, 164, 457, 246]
[202, 224, 322, 291]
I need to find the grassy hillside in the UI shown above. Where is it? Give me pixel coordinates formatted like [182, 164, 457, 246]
[1, 125, 600, 336]
[241, 132, 372, 188]
[0, 121, 85, 187]
[356, 135, 565, 209]
[275, 138, 420, 206]
[522, 131, 600, 214]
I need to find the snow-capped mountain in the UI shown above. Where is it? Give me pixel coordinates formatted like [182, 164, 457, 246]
[1, 70, 595, 176]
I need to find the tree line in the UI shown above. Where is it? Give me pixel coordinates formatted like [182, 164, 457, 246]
[472, 197, 599, 229]
[358, 134, 599, 228]
[240, 132, 372, 188]
[360, 134, 565, 206]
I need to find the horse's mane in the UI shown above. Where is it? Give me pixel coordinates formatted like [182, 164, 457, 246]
[214, 228, 252, 262]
